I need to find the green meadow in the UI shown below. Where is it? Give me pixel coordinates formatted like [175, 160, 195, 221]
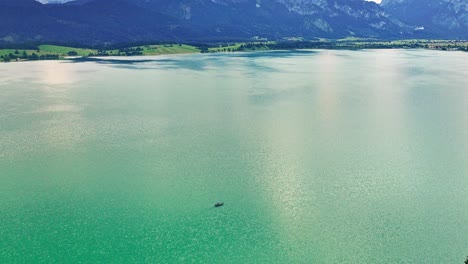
[38, 45, 97, 56]
[0, 44, 201, 62]
[137, 44, 200, 55]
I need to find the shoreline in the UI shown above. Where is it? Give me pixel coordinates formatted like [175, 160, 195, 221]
[1, 40, 467, 63]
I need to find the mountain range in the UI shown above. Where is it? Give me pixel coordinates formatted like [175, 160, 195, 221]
[382, 0, 467, 39]
[1, 0, 466, 45]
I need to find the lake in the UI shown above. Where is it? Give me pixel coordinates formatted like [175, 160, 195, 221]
[0, 50, 467, 263]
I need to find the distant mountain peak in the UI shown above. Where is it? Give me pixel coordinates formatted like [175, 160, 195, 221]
[382, 0, 468, 38]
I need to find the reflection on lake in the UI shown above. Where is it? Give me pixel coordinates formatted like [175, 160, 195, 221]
[0, 50, 467, 263]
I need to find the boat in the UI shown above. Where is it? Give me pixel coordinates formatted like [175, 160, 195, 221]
[214, 202, 224, 207]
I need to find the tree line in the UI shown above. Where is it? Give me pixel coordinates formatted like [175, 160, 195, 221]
[1, 50, 59, 62]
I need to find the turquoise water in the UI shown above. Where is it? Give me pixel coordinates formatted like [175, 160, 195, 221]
[0, 50, 467, 263]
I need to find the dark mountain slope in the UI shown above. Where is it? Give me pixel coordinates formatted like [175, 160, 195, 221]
[0, 0, 198, 44]
[381, 0, 468, 39]
[133, 0, 410, 39]
[0, 0, 73, 42]
[48, 0, 198, 42]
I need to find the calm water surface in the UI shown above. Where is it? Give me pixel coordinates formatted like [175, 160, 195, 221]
[0, 50, 467, 263]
